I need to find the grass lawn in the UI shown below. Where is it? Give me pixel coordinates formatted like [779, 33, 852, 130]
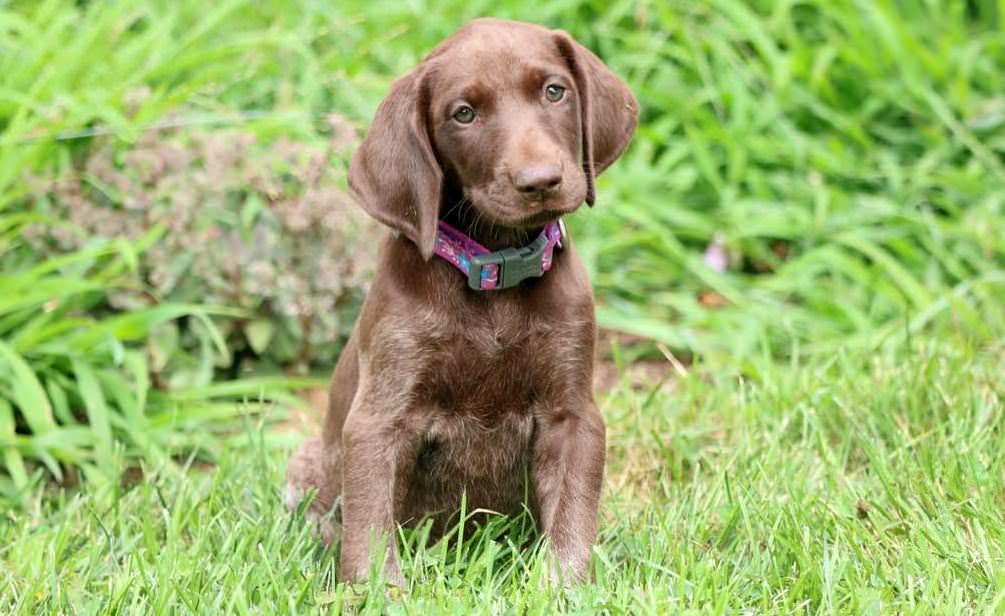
[3, 334, 1003, 613]
[2, 0, 1005, 613]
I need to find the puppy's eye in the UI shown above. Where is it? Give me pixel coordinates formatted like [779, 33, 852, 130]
[544, 84, 566, 102]
[452, 106, 476, 124]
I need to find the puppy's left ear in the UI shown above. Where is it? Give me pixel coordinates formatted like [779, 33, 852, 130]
[553, 32, 639, 205]
[348, 68, 442, 260]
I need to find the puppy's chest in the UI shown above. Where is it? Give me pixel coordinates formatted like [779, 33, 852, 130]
[417, 313, 556, 418]
[396, 299, 589, 486]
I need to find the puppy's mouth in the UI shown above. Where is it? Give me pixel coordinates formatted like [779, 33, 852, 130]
[480, 201, 579, 229]
[518, 208, 567, 228]
[470, 194, 581, 229]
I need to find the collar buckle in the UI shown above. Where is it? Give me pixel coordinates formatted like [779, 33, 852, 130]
[468, 231, 552, 290]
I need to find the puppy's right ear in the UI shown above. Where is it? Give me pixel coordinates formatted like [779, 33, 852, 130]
[348, 69, 442, 260]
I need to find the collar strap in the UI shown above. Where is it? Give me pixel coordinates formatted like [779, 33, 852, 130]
[433, 219, 565, 290]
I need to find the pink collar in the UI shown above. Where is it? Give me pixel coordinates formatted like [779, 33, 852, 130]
[433, 219, 565, 290]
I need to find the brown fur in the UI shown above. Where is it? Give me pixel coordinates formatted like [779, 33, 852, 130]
[286, 18, 638, 585]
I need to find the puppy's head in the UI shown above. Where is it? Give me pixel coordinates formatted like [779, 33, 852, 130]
[349, 18, 638, 259]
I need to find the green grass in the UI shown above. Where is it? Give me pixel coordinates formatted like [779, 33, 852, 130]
[2, 335, 1003, 613]
[2, 0, 1005, 613]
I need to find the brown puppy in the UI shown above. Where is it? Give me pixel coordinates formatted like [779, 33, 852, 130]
[286, 18, 637, 584]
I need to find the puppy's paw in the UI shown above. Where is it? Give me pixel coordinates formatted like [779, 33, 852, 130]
[284, 482, 306, 512]
[543, 546, 592, 588]
[286, 486, 343, 545]
[286, 437, 342, 544]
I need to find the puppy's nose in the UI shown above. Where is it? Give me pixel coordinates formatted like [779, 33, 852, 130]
[512, 164, 562, 196]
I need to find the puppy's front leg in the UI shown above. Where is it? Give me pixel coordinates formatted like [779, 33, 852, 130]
[339, 395, 421, 585]
[532, 400, 607, 583]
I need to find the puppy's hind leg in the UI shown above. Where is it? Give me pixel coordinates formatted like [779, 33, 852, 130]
[285, 437, 343, 545]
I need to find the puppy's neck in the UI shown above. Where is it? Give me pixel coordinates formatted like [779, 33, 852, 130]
[439, 198, 539, 251]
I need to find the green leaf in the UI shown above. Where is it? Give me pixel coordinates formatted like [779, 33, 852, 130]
[245, 319, 275, 355]
[147, 321, 179, 374]
[45, 378, 74, 425]
[0, 340, 57, 435]
[123, 350, 149, 419]
[0, 398, 28, 490]
[70, 357, 113, 466]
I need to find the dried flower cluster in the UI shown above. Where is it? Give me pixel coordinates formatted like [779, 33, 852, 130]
[26, 114, 377, 375]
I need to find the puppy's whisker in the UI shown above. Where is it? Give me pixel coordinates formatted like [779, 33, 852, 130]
[442, 196, 469, 222]
[473, 210, 485, 241]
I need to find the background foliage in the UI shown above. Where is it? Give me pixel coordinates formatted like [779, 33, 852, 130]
[25, 117, 374, 376]
[4, 0, 1003, 366]
[1, 0, 1004, 612]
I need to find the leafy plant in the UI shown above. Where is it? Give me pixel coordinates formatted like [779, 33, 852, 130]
[0, 215, 316, 502]
[547, 0, 1005, 363]
[6, 0, 1002, 370]
[24, 113, 377, 375]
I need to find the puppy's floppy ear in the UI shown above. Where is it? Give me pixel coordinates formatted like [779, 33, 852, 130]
[348, 68, 442, 260]
[553, 32, 639, 206]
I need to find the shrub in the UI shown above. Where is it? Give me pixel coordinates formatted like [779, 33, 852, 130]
[24, 113, 378, 377]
